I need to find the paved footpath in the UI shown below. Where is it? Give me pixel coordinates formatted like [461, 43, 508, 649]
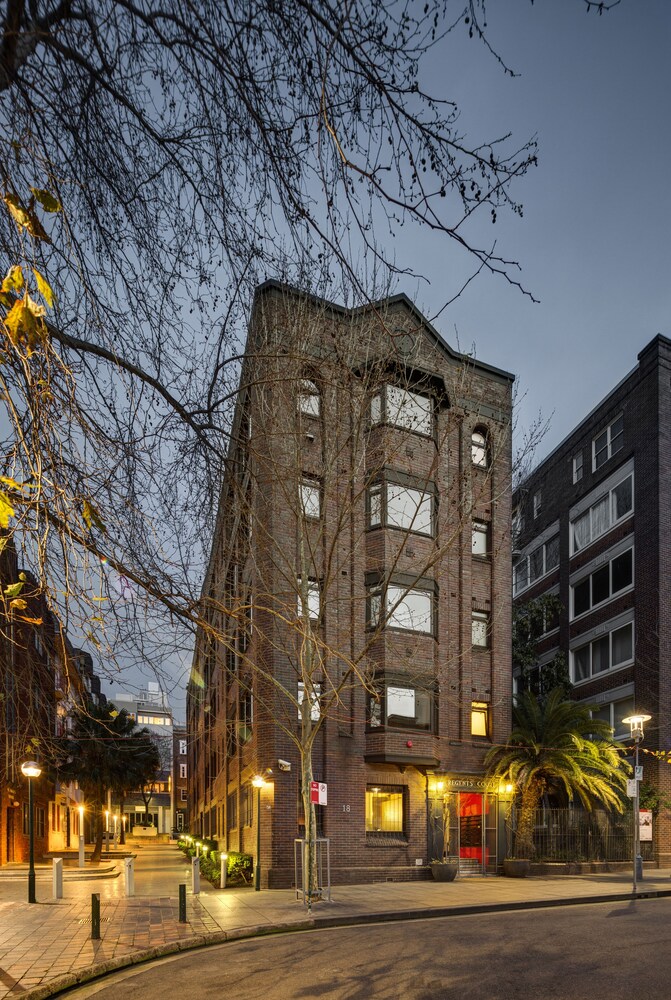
[1, 843, 671, 1000]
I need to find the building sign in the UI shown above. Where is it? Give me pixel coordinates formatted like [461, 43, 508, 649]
[445, 776, 487, 791]
[640, 810, 653, 842]
[310, 781, 327, 805]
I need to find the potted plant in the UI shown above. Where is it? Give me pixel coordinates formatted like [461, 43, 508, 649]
[430, 796, 459, 881]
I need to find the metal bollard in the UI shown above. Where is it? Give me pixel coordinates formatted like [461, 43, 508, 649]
[91, 893, 101, 940]
[636, 855, 643, 881]
[191, 857, 200, 895]
[124, 857, 135, 896]
[220, 853, 228, 889]
[52, 858, 63, 900]
[78, 834, 85, 869]
[179, 883, 187, 922]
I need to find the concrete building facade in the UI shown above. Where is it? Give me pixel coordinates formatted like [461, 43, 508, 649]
[188, 282, 515, 885]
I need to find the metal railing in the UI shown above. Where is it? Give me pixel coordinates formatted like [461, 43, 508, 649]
[507, 807, 654, 862]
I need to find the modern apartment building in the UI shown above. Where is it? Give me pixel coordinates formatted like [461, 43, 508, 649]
[188, 281, 515, 885]
[512, 335, 671, 863]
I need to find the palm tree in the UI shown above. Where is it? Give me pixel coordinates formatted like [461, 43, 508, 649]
[485, 689, 630, 859]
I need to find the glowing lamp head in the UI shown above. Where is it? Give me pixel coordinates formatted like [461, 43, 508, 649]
[21, 761, 41, 779]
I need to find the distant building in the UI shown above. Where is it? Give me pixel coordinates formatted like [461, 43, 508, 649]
[512, 335, 671, 863]
[112, 682, 174, 834]
[173, 727, 188, 833]
[188, 282, 514, 885]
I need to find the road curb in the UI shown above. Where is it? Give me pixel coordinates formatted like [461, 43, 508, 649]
[20, 888, 671, 999]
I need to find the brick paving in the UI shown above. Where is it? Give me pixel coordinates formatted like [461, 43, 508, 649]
[1, 844, 671, 1000]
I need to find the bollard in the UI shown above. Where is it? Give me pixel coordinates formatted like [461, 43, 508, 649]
[91, 893, 101, 940]
[124, 857, 135, 897]
[78, 834, 85, 869]
[52, 858, 63, 900]
[636, 855, 643, 881]
[191, 857, 200, 895]
[179, 882, 187, 922]
[220, 853, 228, 889]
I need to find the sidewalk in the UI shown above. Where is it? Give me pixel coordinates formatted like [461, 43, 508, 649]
[2, 843, 671, 1000]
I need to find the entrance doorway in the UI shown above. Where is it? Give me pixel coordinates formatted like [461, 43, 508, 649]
[429, 789, 498, 874]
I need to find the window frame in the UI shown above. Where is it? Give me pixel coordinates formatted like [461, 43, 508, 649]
[572, 452, 584, 484]
[533, 490, 542, 519]
[297, 577, 321, 622]
[571, 620, 634, 683]
[365, 784, 407, 837]
[471, 610, 490, 648]
[472, 520, 490, 558]
[470, 701, 491, 738]
[367, 681, 435, 732]
[299, 477, 321, 520]
[570, 472, 633, 555]
[367, 479, 434, 536]
[369, 384, 433, 437]
[297, 379, 320, 418]
[297, 680, 321, 722]
[367, 582, 435, 635]
[592, 414, 623, 471]
[570, 547, 634, 620]
[471, 428, 489, 468]
[513, 535, 560, 596]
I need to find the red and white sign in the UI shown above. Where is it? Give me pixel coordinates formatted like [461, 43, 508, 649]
[310, 781, 327, 806]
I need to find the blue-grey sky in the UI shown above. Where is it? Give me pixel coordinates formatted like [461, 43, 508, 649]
[403, 0, 670, 462]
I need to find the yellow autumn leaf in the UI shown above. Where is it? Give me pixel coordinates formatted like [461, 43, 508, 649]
[16, 614, 42, 626]
[0, 475, 21, 490]
[31, 188, 62, 213]
[82, 499, 106, 533]
[3, 292, 47, 351]
[32, 269, 55, 308]
[3, 580, 24, 598]
[0, 491, 14, 528]
[9, 597, 27, 612]
[3, 192, 51, 242]
[1, 265, 24, 294]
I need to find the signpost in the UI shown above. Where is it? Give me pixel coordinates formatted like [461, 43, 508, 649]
[310, 781, 327, 806]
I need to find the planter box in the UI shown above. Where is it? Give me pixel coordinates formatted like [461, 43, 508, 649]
[502, 858, 530, 878]
[431, 860, 459, 882]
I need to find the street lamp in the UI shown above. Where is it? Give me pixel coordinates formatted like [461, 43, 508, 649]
[21, 761, 42, 904]
[622, 713, 651, 893]
[252, 775, 265, 891]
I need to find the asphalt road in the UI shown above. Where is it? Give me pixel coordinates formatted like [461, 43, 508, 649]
[62, 897, 671, 1000]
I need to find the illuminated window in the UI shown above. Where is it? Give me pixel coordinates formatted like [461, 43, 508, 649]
[471, 702, 490, 737]
[365, 785, 405, 835]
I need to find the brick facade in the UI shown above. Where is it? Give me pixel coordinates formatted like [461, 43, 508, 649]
[512, 334, 671, 864]
[188, 282, 514, 885]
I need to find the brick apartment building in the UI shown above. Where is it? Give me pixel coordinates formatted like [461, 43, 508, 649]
[188, 281, 514, 885]
[173, 727, 188, 834]
[512, 334, 671, 864]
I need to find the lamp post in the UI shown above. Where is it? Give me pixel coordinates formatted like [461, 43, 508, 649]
[78, 804, 85, 868]
[252, 775, 265, 891]
[622, 713, 651, 893]
[21, 761, 42, 904]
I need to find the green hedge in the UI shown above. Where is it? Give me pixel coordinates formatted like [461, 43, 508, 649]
[177, 839, 253, 887]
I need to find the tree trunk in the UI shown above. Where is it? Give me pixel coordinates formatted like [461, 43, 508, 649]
[515, 785, 542, 859]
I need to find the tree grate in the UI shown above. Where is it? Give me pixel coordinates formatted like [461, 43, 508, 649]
[78, 917, 111, 924]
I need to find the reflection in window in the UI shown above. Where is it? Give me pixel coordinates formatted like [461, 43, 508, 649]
[370, 385, 433, 436]
[368, 683, 434, 731]
[471, 429, 488, 467]
[297, 578, 320, 621]
[365, 785, 404, 834]
[297, 681, 321, 722]
[368, 585, 433, 634]
[368, 481, 433, 535]
[300, 479, 321, 519]
[297, 379, 320, 417]
[472, 521, 489, 557]
[472, 611, 490, 648]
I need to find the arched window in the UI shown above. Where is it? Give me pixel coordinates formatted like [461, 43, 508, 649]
[471, 428, 489, 468]
[297, 379, 320, 417]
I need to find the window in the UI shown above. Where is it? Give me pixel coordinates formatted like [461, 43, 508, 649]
[179, 739, 187, 755]
[512, 508, 523, 545]
[472, 521, 489, 557]
[590, 696, 635, 740]
[368, 683, 434, 731]
[298, 379, 320, 417]
[180, 788, 188, 802]
[36, 807, 45, 838]
[300, 479, 321, 519]
[370, 385, 433, 436]
[572, 621, 634, 682]
[472, 611, 490, 648]
[571, 548, 633, 618]
[513, 535, 559, 596]
[226, 792, 238, 830]
[573, 452, 583, 484]
[138, 714, 170, 725]
[593, 414, 623, 471]
[533, 490, 542, 519]
[368, 481, 433, 535]
[298, 681, 321, 722]
[471, 701, 490, 737]
[239, 690, 253, 743]
[242, 785, 254, 826]
[471, 429, 488, 468]
[368, 584, 434, 634]
[297, 578, 320, 621]
[365, 785, 405, 835]
[179, 763, 187, 779]
[571, 473, 633, 554]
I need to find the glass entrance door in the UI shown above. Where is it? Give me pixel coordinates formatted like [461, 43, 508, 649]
[445, 792, 498, 874]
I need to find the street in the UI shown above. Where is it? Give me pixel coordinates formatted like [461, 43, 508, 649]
[59, 896, 671, 1000]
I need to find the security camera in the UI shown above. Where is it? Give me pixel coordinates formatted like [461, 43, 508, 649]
[277, 759, 292, 772]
